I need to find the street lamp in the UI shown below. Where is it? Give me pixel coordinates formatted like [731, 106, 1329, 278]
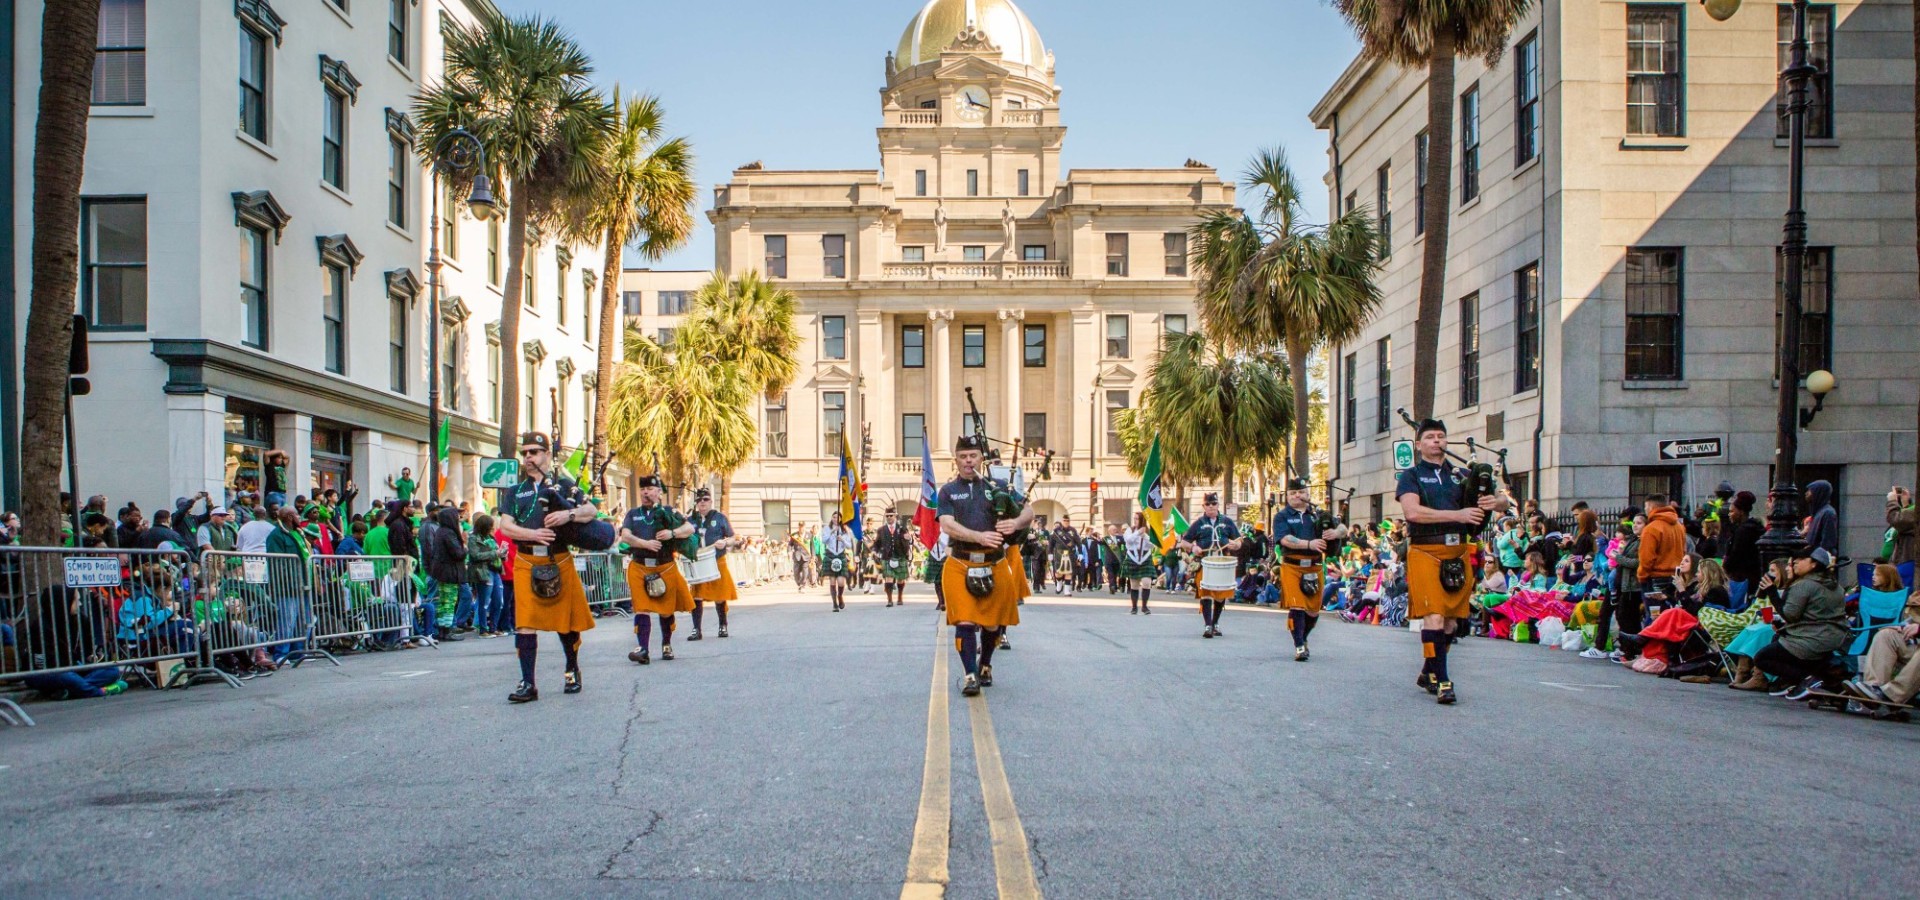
[426, 127, 495, 503]
[1702, 0, 1817, 559]
[1799, 369, 1836, 428]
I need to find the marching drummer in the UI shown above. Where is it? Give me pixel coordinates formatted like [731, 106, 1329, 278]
[937, 434, 1033, 696]
[686, 488, 738, 640]
[1271, 477, 1346, 662]
[1179, 493, 1244, 638]
[872, 509, 913, 608]
[621, 475, 695, 664]
[1397, 418, 1505, 705]
[821, 512, 856, 611]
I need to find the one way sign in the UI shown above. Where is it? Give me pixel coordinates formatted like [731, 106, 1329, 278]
[1658, 437, 1723, 461]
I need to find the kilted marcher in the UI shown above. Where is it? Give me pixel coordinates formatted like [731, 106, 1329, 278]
[621, 475, 695, 664]
[1179, 493, 1244, 638]
[1101, 524, 1124, 594]
[1049, 518, 1077, 595]
[821, 515, 856, 611]
[872, 511, 914, 607]
[938, 434, 1033, 696]
[497, 432, 617, 704]
[686, 489, 737, 640]
[1271, 477, 1347, 662]
[925, 531, 951, 610]
[1122, 513, 1159, 615]
[1397, 418, 1505, 705]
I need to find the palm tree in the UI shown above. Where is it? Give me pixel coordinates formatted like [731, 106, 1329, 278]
[673, 271, 801, 515]
[19, 0, 101, 545]
[1139, 331, 1293, 505]
[1192, 148, 1382, 475]
[582, 90, 695, 489]
[415, 15, 615, 456]
[607, 327, 756, 506]
[1333, 0, 1533, 418]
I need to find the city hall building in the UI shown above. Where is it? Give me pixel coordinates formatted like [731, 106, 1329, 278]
[701, 0, 1235, 539]
[1311, 0, 1917, 557]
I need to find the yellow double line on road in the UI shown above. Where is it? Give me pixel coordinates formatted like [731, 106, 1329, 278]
[901, 631, 1043, 899]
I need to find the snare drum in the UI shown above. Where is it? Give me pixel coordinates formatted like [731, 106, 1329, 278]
[680, 546, 721, 586]
[1199, 555, 1239, 592]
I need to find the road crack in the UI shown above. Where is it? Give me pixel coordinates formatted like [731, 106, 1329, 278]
[610, 679, 643, 799]
[1029, 829, 1051, 881]
[597, 808, 662, 878]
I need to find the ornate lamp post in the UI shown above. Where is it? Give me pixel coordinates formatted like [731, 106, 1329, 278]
[425, 128, 496, 503]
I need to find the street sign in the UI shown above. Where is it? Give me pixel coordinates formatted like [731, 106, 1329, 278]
[1392, 440, 1415, 470]
[63, 557, 120, 588]
[480, 457, 520, 489]
[1658, 437, 1723, 461]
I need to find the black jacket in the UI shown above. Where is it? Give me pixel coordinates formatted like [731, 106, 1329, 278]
[424, 509, 467, 584]
[1722, 515, 1766, 582]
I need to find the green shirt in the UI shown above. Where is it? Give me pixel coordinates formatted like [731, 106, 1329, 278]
[392, 477, 417, 501]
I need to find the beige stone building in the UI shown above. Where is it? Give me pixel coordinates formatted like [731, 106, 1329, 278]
[619, 268, 711, 350]
[702, 0, 1234, 540]
[1311, 0, 1917, 557]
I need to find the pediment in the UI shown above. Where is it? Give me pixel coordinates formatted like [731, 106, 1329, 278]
[1099, 363, 1138, 383]
[935, 55, 1013, 82]
[813, 363, 856, 386]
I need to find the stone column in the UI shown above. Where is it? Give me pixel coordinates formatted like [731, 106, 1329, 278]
[998, 309, 1024, 451]
[1070, 310, 1098, 462]
[274, 413, 314, 499]
[167, 393, 229, 504]
[351, 430, 385, 511]
[928, 309, 953, 455]
[858, 310, 890, 461]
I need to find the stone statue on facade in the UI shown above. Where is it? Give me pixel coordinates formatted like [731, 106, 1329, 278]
[934, 201, 948, 253]
[1001, 201, 1017, 256]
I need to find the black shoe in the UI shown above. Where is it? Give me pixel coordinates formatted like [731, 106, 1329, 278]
[628, 647, 650, 665]
[1295, 646, 1309, 662]
[1131, 606, 1139, 615]
[563, 669, 582, 694]
[717, 626, 729, 638]
[998, 636, 1011, 650]
[509, 682, 538, 703]
[1436, 681, 1457, 705]
[1203, 627, 1214, 639]
[936, 603, 946, 610]
[1417, 672, 1435, 693]
[961, 674, 981, 696]
[978, 665, 993, 687]
[688, 629, 703, 641]
[661, 646, 675, 661]
[1141, 606, 1150, 615]
[438, 631, 465, 642]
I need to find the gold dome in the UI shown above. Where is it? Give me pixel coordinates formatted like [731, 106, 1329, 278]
[896, 0, 1048, 69]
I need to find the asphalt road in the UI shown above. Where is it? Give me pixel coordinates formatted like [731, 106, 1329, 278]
[3, 582, 1917, 898]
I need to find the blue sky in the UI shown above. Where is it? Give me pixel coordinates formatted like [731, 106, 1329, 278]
[492, 0, 1362, 271]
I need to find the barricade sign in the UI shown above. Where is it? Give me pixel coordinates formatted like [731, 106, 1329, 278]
[242, 557, 269, 583]
[346, 560, 376, 582]
[63, 556, 121, 588]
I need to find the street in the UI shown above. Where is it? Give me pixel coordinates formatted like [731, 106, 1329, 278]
[3, 583, 1916, 899]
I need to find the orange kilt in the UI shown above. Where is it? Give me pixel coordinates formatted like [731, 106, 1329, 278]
[941, 555, 1021, 628]
[1280, 558, 1323, 614]
[513, 549, 597, 634]
[691, 555, 738, 602]
[1407, 541, 1477, 620]
[626, 558, 695, 616]
[1007, 544, 1030, 599]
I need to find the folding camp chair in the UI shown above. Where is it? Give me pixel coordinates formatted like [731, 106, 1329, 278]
[1848, 586, 1910, 657]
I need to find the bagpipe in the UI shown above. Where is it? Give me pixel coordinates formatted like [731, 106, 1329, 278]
[1311, 481, 1357, 561]
[1394, 408, 1509, 511]
[962, 387, 1036, 541]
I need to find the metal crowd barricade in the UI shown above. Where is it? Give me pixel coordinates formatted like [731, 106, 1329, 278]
[192, 549, 325, 672]
[0, 545, 202, 725]
[576, 551, 631, 615]
[306, 553, 419, 659]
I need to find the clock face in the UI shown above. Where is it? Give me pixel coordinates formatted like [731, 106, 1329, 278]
[954, 85, 990, 123]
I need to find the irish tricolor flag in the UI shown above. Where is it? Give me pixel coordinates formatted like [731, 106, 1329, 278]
[435, 418, 451, 495]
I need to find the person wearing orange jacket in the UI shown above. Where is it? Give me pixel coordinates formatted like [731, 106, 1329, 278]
[1636, 494, 1686, 619]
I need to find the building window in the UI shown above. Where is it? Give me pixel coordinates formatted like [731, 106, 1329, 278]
[962, 325, 986, 368]
[1163, 313, 1188, 343]
[1342, 352, 1357, 443]
[823, 392, 846, 457]
[441, 327, 460, 404]
[762, 500, 791, 543]
[555, 374, 570, 444]
[902, 246, 925, 263]
[902, 325, 925, 367]
[1515, 32, 1541, 165]
[621, 291, 641, 315]
[487, 337, 501, 421]
[387, 136, 408, 228]
[388, 0, 409, 67]
[655, 327, 676, 348]
[765, 393, 789, 458]
[1777, 4, 1834, 139]
[1374, 337, 1391, 434]
[1163, 232, 1188, 276]
[821, 315, 847, 359]
[966, 169, 979, 196]
[442, 182, 459, 258]
[962, 245, 986, 262]
[1023, 324, 1046, 367]
[524, 360, 537, 431]
[1023, 413, 1046, 451]
[1375, 165, 1391, 257]
[82, 198, 147, 330]
[322, 86, 347, 189]
[914, 169, 928, 197]
[523, 270, 536, 310]
[1459, 292, 1480, 408]
[1344, 191, 1357, 215]
[240, 224, 269, 349]
[1515, 262, 1541, 392]
[1628, 466, 1686, 510]
[1775, 246, 1834, 376]
[1017, 169, 1030, 196]
[1627, 4, 1684, 137]
[1624, 247, 1683, 381]
[555, 256, 569, 325]
[823, 234, 847, 278]
[1414, 131, 1428, 235]
[902, 414, 926, 457]
[487, 219, 501, 284]
[389, 291, 408, 392]
[238, 22, 270, 141]
[657, 290, 690, 315]
[1022, 245, 1046, 261]
[93, 0, 146, 106]
[765, 235, 787, 278]
[964, 411, 986, 440]
[1105, 391, 1129, 456]
[1459, 84, 1480, 203]
[322, 262, 347, 374]
[1106, 234, 1129, 277]
[1105, 314, 1130, 358]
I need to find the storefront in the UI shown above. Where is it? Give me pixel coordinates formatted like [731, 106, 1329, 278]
[222, 404, 273, 502]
